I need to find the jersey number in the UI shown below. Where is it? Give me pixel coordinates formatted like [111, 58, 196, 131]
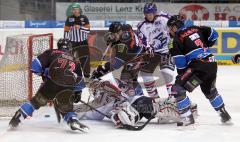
[189, 33, 204, 48]
[57, 58, 76, 72]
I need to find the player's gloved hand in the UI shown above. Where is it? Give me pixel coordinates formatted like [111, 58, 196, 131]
[72, 91, 82, 103]
[232, 54, 240, 64]
[144, 45, 154, 57]
[91, 63, 110, 80]
[104, 32, 117, 46]
[91, 70, 103, 81]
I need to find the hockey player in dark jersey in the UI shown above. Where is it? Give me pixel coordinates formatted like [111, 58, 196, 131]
[9, 39, 88, 132]
[167, 15, 231, 126]
[232, 54, 240, 64]
[91, 22, 144, 96]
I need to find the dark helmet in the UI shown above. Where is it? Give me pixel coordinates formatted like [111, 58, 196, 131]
[57, 38, 72, 51]
[167, 15, 184, 29]
[109, 22, 123, 33]
[143, 3, 157, 14]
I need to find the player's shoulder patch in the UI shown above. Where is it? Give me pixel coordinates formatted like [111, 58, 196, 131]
[69, 17, 75, 22]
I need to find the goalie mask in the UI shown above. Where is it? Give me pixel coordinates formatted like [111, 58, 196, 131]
[57, 38, 72, 51]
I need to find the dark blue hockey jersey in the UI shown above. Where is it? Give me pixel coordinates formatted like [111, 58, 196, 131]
[170, 25, 218, 72]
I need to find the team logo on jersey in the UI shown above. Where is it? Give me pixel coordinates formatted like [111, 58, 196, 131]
[155, 21, 161, 26]
[69, 18, 75, 22]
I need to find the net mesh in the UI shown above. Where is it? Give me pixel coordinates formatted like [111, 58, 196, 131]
[0, 34, 53, 117]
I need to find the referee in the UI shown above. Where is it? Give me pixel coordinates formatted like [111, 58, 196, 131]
[64, 3, 91, 79]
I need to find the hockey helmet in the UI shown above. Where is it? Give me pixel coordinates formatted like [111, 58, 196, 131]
[57, 38, 72, 51]
[143, 3, 157, 14]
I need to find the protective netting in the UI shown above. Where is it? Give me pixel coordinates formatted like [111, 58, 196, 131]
[0, 34, 53, 117]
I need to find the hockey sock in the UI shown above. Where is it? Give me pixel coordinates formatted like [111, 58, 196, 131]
[64, 112, 78, 123]
[209, 95, 224, 111]
[176, 96, 191, 117]
[20, 102, 36, 119]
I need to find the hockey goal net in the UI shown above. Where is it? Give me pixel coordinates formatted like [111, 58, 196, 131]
[0, 33, 53, 117]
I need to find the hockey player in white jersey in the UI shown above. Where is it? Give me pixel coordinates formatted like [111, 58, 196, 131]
[137, 3, 175, 98]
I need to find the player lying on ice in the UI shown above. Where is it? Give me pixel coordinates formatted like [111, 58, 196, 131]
[167, 15, 231, 126]
[75, 78, 198, 129]
[9, 39, 89, 132]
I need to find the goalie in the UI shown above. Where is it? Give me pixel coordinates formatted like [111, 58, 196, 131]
[9, 39, 88, 132]
[75, 78, 198, 129]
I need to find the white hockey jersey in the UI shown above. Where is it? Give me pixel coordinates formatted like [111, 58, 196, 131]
[137, 11, 171, 53]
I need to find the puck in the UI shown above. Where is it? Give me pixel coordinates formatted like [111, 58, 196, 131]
[45, 115, 50, 118]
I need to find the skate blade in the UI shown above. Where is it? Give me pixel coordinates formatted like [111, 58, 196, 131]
[222, 119, 234, 126]
[71, 122, 89, 133]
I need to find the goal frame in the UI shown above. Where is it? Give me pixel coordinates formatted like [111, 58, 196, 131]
[28, 33, 53, 100]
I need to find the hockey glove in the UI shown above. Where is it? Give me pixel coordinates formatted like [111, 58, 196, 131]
[232, 54, 240, 64]
[72, 91, 82, 103]
[91, 62, 110, 80]
[144, 45, 154, 57]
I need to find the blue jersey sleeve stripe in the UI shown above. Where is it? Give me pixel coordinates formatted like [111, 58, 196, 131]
[185, 48, 212, 62]
[31, 58, 43, 74]
[173, 55, 187, 69]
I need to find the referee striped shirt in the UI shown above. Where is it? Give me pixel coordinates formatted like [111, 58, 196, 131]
[64, 15, 90, 42]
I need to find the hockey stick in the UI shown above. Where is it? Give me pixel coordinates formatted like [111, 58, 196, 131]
[122, 112, 157, 131]
[76, 99, 111, 119]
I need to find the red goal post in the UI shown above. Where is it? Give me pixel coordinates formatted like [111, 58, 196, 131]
[0, 33, 53, 117]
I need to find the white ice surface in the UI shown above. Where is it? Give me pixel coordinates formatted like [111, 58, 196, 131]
[1, 66, 240, 142]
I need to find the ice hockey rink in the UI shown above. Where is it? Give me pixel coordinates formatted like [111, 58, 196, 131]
[0, 66, 240, 142]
